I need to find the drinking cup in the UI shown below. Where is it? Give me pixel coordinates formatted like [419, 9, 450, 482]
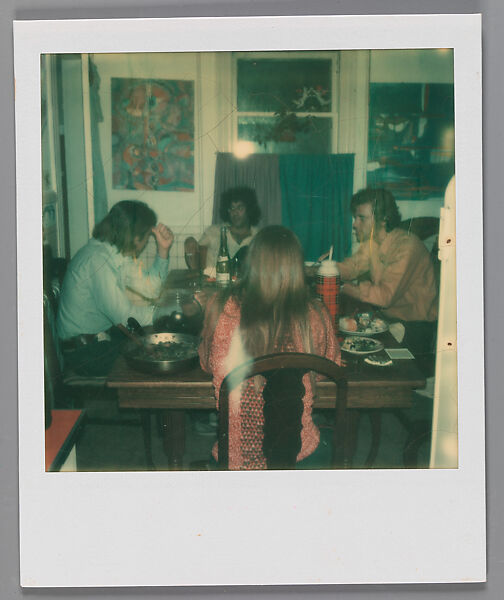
[316, 260, 341, 331]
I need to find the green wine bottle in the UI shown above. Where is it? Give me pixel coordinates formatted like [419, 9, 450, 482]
[216, 226, 231, 286]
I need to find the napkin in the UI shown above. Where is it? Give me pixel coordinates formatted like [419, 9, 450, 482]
[389, 322, 405, 343]
[385, 348, 414, 360]
[203, 266, 217, 279]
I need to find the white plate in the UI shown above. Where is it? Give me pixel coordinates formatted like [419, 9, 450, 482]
[364, 355, 393, 367]
[339, 317, 388, 337]
[341, 336, 384, 355]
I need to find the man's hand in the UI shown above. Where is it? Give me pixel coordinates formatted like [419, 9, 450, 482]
[152, 223, 174, 259]
[341, 282, 359, 298]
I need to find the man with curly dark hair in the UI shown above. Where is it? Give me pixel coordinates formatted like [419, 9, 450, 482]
[185, 186, 261, 272]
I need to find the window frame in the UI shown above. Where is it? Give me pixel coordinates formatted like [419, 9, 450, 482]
[232, 50, 340, 154]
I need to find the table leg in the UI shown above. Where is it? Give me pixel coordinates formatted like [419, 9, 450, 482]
[403, 418, 431, 468]
[331, 415, 345, 468]
[161, 410, 186, 469]
[141, 411, 155, 469]
[332, 409, 360, 469]
[343, 411, 360, 468]
[365, 412, 382, 468]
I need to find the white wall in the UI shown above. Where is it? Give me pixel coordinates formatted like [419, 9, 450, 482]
[338, 51, 370, 193]
[370, 49, 454, 84]
[61, 55, 90, 257]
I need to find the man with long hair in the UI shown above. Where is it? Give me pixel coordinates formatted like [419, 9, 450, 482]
[337, 188, 438, 356]
[185, 186, 261, 271]
[199, 225, 340, 470]
[56, 200, 174, 375]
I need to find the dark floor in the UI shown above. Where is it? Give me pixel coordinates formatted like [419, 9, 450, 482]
[72, 387, 432, 471]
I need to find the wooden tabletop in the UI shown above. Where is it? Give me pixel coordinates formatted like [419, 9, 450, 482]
[107, 331, 426, 411]
[112, 274, 426, 411]
[107, 350, 424, 389]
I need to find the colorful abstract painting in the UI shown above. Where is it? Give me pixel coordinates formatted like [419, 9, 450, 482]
[111, 78, 194, 191]
[367, 83, 455, 200]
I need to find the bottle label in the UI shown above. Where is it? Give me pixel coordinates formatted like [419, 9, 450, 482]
[216, 257, 230, 284]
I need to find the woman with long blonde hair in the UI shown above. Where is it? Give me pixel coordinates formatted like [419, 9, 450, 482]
[199, 225, 341, 470]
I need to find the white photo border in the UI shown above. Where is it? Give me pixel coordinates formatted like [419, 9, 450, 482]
[14, 14, 485, 587]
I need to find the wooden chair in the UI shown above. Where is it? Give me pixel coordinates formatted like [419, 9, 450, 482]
[217, 353, 347, 470]
[183, 236, 207, 271]
[43, 293, 108, 407]
[43, 246, 129, 415]
[398, 216, 440, 242]
[43, 245, 155, 468]
[399, 216, 441, 287]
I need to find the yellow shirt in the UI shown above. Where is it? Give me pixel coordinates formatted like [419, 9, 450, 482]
[338, 228, 438, 322]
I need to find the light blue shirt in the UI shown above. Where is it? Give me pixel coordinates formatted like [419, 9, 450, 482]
[56, 239, 169, 339]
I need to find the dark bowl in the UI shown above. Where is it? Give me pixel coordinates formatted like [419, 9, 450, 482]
[123, 332, 200, 374]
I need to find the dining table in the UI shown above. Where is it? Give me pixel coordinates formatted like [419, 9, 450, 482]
[107, 269, 427, 469]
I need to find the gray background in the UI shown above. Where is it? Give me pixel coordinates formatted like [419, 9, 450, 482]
[1, 0, 500, 598]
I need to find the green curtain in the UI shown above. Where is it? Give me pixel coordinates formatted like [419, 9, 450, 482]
[279, 154, 354, 262]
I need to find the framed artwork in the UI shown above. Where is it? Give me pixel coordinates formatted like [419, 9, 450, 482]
[367, 82, 455, 200]
[111, 77, 194, 191]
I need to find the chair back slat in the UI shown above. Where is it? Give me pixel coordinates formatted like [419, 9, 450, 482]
[218, 353, 347, 470]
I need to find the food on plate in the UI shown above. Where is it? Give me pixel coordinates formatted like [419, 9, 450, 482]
[339, 315, 388, 335]
[357, 312, 372, 328]
[132, 340, 198, 362]
[364, 353, 393, 367]
[365, 317, 387, 334]
[341, 336, 383, 354]
[339, 316, 358, 332]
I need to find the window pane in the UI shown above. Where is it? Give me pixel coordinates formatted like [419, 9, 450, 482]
[238, 116, 332, 154]
[237, 59, 332, 113]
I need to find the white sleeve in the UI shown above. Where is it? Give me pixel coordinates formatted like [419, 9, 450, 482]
[121, 254, 170, 300]
[93, 259, 156, 327]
